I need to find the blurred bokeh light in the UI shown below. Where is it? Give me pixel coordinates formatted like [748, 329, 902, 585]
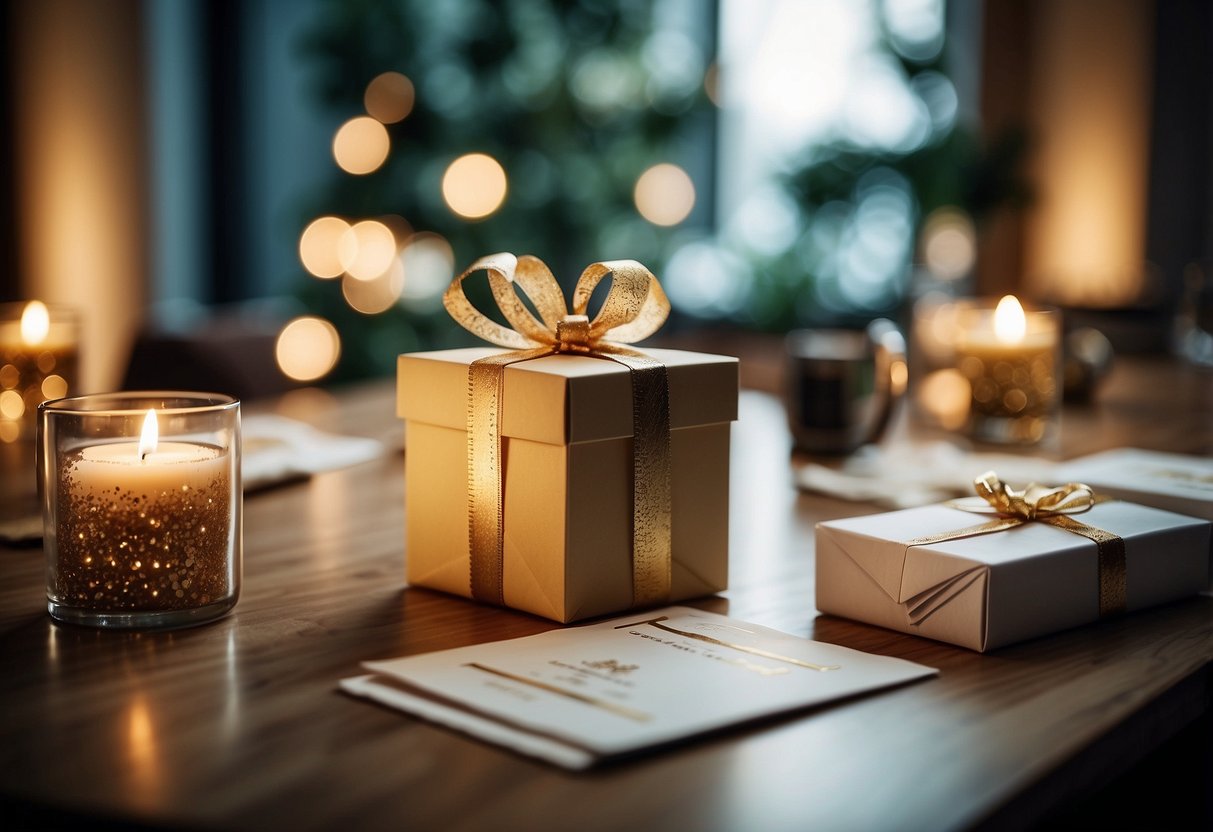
[364, 71, 415, 124]
[634, 163, 695, 227]
[918, 368, 970, 430]
[0, 390, 24, 420]
[340, 220, 396, 281]
[343, 258, 405, 314]
[299, 216, 353, 279]
[399, 233, 455, 313]
[40, 373, 68, 400]
[332, 116, 390, 175]
[275, 316, 341, 381]
[922, 207, 976, 281]
[441, 153, 508, 220]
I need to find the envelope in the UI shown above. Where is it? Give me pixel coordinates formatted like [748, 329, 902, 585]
[1061, 448, 1213, 522]
[816, 501, 1210, 651]
[1062, 448, 1213, 591]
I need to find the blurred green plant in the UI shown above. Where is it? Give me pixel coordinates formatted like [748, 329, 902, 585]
[724, 18, 1029, 333]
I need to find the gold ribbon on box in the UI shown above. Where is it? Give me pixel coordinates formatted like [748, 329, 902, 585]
[907, 471, 1127, 616]
[442, 253, 672, 608]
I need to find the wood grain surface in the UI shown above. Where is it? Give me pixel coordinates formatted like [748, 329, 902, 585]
[1, 356, 1211, 831]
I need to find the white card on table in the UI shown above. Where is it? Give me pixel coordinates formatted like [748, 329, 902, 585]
[340, 606, 937, 769]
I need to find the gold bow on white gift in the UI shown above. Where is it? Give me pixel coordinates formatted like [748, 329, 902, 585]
[908, 471, 1126, 616]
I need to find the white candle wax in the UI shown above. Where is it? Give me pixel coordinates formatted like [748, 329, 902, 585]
[74, 441, 226, 493]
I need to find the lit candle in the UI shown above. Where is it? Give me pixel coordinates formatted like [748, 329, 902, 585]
[43, 395, 241, 627]
[0, 301, 78, 444]
[954, 296, 1060, 444]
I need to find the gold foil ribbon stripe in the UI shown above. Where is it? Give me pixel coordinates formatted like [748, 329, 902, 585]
[446, 254, 674, 610]
[613, 616, 841, 671]
[910, 473, 1128, 616]
[463, 663, 653, 722]
[468, 348, 552, 603]
[599, 348, 672, 606]
[1045, 515, 1127, 616]
[905, 517, 1024, 548]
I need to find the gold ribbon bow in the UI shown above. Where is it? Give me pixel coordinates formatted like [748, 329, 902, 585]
[909, 471, 1126, 616]
[970, 472, 1096, 520]
[443, 253, 673, 608]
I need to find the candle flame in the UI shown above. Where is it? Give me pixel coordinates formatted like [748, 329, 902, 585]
[993, 295, 1026, 345]
[138, 410, 158, 461]
[20, 301, 50, 345]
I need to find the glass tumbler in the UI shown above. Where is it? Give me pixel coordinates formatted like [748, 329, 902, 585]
[39, 391, 241, 629]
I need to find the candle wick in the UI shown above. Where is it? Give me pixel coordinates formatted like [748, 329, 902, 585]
[141, 451, 149, 462]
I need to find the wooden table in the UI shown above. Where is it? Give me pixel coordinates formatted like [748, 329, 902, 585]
[2, 356, 1212, 831]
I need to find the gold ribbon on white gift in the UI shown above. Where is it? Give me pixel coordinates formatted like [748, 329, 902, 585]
[908, 471, 1127, 616]
[442, 253, 672, 608]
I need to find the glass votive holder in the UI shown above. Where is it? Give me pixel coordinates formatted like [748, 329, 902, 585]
[953, 297, 1061, 445]
[0, 301, 79, 444]
[909, 294, 968, 432]
[38, 392, 241, 629]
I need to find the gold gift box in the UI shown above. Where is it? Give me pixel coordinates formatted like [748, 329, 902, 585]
[398, 346, 738, 622]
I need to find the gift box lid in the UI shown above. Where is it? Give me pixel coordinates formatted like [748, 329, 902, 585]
[398, 347, 738, 446]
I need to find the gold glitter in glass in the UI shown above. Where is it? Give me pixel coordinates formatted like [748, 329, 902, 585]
[50, 450, 232, 611]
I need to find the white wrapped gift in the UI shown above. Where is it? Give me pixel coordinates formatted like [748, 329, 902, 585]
[816, 476, 1210, 651]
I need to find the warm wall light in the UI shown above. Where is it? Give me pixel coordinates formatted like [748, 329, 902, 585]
[333, 116, 390, 175]
[12, 0, 147, 391]
[441, 153, 508, 220]
[365, 72, 415, 124]
[275, 317, 341, 382]
[1023, 0, 1152, 306]
[299, 216, 352, 279]
[634, 163, 695, 226]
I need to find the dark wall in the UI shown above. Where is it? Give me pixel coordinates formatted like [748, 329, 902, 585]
[1145, 0, 1213, 292]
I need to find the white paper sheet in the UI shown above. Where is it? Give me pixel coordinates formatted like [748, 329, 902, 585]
[340, 606, 937, 769]
[242, 414, 384, 490]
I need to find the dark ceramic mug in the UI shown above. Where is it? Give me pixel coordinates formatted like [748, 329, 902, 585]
[784, 319, 906, 454]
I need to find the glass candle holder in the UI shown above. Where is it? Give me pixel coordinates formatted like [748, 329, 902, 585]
[953, 297, 1061, 445]
[0, 301, 79, 444]
[909, 295, 968, 432]
[38, 392, 241, 629]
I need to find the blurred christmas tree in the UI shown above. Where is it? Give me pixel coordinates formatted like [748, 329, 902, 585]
[289, 0, 713, 383]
